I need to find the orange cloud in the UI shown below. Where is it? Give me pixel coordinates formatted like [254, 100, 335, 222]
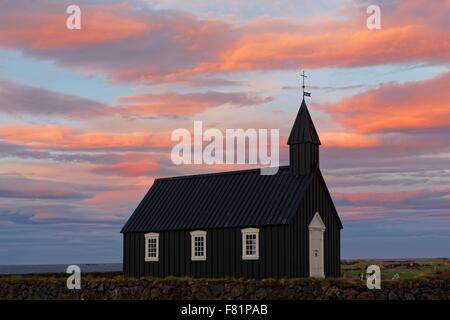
[320, 132, 380, 148]
[0, 3, 150, 49]
[116, 91, 273, 116]
[143, 3, 449, 81]
[0, 124, 172, 150]
[322, 72, 450, 134]
[81, 186, 150, 207]
[335, 189, 426, 203]
[92, 159, 159, 177]
[334, 187, 450, 210]
[165, 19, 448, 79]
[333, 186, 450, 222]
[1, 1, 447, 83]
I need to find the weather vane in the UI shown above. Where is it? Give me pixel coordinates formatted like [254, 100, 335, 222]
[301, 70, 311, 97]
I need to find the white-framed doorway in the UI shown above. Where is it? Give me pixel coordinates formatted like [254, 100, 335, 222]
[309, 212, 326, 278]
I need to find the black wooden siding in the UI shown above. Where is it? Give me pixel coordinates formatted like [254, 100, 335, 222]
[289, 143, 319, 176]
[124, 225, 291, 278]
[288, 172, 341, 277]
[123, 170, 341, 278]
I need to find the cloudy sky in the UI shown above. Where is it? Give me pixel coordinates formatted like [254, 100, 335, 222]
[0, 0, 449, 264]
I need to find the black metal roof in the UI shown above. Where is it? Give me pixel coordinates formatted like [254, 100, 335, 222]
[121, 166, 315, 233]
[287, 99, 321, 145]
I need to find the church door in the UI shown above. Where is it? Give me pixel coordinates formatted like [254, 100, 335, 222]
[309, 212, 325, 277]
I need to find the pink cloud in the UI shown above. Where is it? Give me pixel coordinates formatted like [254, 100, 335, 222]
[0, 2, 150, 50]
[115, 91, 273, 116]
[320, 131, 380, 148]
[334, 187, 450, 221]
[92, 159, 160, 177]
[320, 72, 450, 134]
[0, 124, 172, 150]
[0, 0, 447, 84]
[0, 80, 106, 118]
[0, 174, 89, 200]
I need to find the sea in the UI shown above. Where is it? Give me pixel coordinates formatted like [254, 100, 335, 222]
[0, 263, 122, 275]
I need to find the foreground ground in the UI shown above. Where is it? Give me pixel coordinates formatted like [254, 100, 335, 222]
[341, 258, 450, 280]
[0, 259, 448, 300]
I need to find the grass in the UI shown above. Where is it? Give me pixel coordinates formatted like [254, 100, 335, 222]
[0, 272, 123, 282]
[341, 258, 450, 280]
[1, 258, 448, 282]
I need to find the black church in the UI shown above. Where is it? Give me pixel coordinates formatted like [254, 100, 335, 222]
[121, 98, 343, 278]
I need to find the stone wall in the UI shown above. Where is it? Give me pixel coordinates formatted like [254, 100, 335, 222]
[0, 276, 449, 300]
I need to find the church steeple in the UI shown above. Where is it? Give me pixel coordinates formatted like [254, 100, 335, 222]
[288, 98, 321, 145]
[287, 98, 321, 176]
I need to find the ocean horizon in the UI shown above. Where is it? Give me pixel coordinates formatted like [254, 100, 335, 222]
[0, 263, 123, 275]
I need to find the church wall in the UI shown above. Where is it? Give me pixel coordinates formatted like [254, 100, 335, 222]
[123, 224, 292, 278]
[289, 172, 341, 277]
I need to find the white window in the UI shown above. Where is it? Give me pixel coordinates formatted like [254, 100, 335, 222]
[190, 230, 207, 261]
[144, 233, 159, 262]
[241, 228, 259, 260]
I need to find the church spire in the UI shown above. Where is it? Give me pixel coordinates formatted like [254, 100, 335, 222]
[287, 98, 321, 145]
[288, 72, 321, 176]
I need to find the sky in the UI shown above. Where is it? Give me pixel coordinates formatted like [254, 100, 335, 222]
[0, 0, 449, 265]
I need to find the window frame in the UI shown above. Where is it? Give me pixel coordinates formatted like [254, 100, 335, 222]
[190, 230, 207, 261]
[241, 227, 260, 260]
[144, 232, 159, 262]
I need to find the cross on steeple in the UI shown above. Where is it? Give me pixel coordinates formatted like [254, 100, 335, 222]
[301, 70, 311, 97]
